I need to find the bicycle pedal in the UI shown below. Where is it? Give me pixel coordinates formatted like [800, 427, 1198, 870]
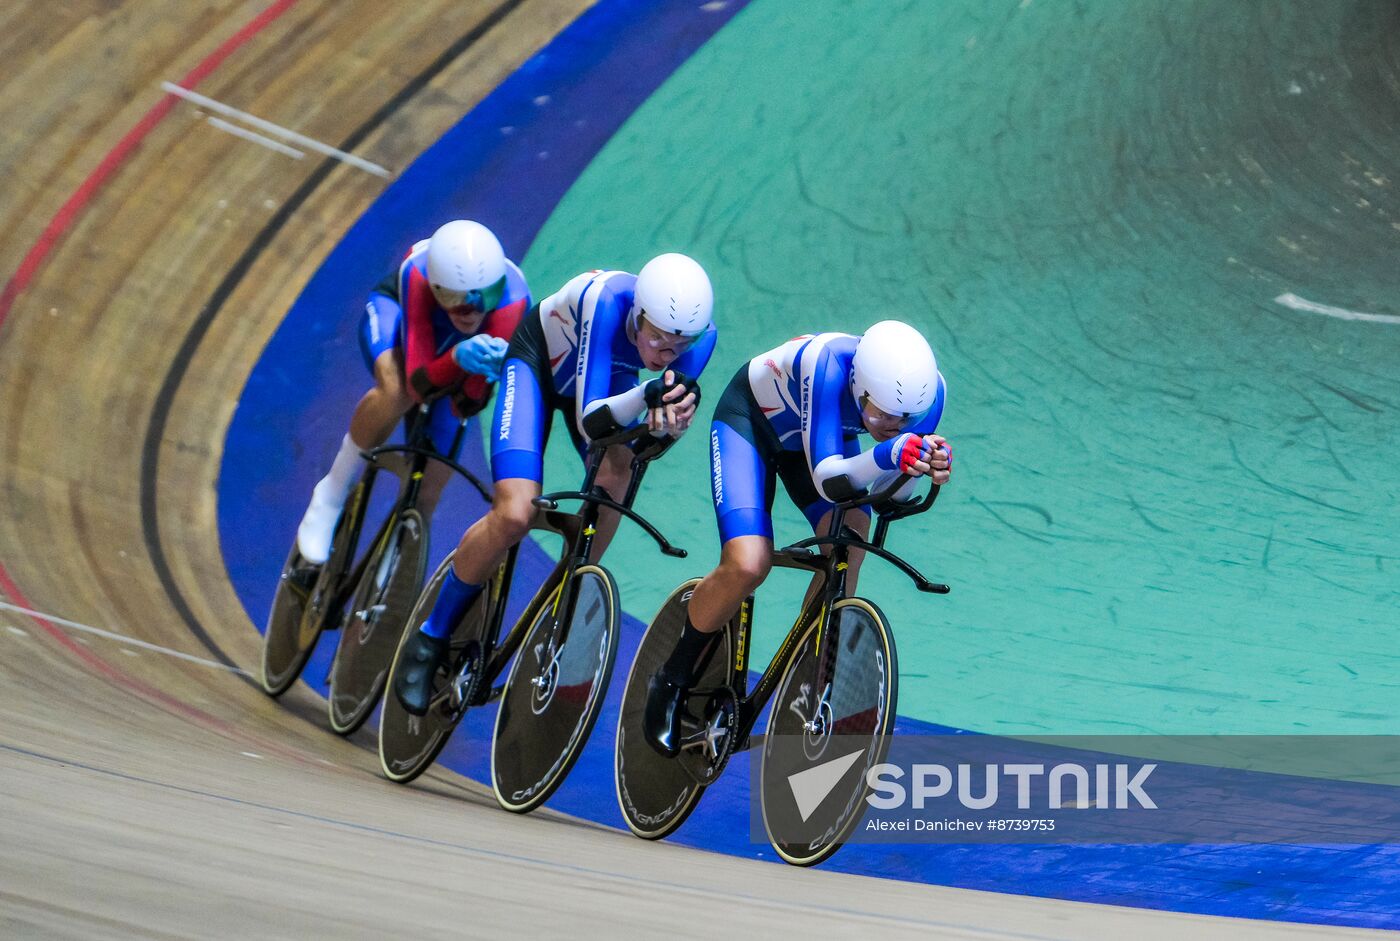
[282, 564, 319, 596]
[354, 603, 387, 623]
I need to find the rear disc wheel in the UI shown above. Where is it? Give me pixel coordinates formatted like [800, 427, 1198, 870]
[259, 542, 320, 697]
[261, 484, 367, 696]
[759, 597, 897, 867]
[492, 565, 619, 813]
[614, 579, 732, 840]
[327, 509, 428, 736]
[378, 553, 496, 784]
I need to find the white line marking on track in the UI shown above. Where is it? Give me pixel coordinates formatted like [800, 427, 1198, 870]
[205, 116, 306, 160]
[161, 81, 391, 178]
[6, 626, 28, 637]
[1275, 292, 1400, 324]
[0, 600, 252, 677]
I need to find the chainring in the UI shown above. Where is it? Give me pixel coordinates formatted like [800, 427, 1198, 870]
[677, 685, 741, 787]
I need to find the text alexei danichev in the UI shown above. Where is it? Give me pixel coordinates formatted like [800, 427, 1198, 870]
[866, 818, 1058, 832]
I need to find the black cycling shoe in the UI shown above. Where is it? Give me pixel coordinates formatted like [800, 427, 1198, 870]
[284, 563, 320, 597]
[394, 630, 450, 717]
[643, 672, 690, 758]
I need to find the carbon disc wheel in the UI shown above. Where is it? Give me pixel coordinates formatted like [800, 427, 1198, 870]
[614, 579, 732, 840]
[327, 509, 428, 735]
[259, 542, 320, 697]
[261, 483, 368, 696]
[378, 553, 496, 784]
[491, 564, 619, 813]
[759, 597, 897, 867]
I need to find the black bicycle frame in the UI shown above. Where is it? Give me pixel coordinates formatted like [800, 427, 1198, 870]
[718, 477, 947, 746]
[463, 424, 687, 703]
[325, 404, 491, 615]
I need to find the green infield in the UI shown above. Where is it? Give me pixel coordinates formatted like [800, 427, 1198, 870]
[519, 0, 1400, 734]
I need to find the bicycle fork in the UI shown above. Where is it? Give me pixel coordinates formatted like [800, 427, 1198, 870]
[530, 444, 650, 677]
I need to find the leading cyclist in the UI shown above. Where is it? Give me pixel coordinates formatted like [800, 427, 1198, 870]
[393, 254, 719, 715]
[643, 320, 953, 756]
[293, 220, 530, 567]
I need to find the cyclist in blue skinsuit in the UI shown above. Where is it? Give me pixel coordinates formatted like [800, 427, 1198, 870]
[394, 253, 719, 715]
[643, 320, 954, 756]
[294, 220, 529, 566]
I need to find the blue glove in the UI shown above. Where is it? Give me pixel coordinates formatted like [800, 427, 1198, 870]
[452, 335, 509, 380]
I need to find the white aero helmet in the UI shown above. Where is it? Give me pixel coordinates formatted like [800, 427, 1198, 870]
[633, 252, 714, 337]
[851, 320, 939, 418]
[426, 220, 507, 309]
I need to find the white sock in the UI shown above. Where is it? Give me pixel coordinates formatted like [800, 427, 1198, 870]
[318, 433, 366, 508]
[297, 435, 366, 564]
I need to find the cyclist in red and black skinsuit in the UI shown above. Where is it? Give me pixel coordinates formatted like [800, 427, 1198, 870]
[295, 220, 530, 566]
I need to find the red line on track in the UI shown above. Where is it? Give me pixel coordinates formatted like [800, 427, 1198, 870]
[0, 0, 301, 332]
[0, 567, 314, 765]
[0, 0, 307, 757]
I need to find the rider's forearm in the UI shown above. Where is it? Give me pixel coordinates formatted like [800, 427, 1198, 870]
[814, 433, 930, 501]
[424, 348, 467, 385]
[812, 440, 908, 502]
[409, 349, 467, 402]
[580, 383, 648, 440]
[812, 450, 881, 502]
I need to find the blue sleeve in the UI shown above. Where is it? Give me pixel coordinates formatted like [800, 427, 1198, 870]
[672, 323, 717, 381]
[803, 346, 849, 478]
[607, 369, 637, 398]
[577, 283, 629, 415]
[393, 259, 414, 347]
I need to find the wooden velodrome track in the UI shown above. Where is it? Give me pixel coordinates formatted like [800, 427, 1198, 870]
[0, 2, 1379, 937]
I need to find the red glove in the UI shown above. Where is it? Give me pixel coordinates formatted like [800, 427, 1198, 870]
[893, 433, 932, 474]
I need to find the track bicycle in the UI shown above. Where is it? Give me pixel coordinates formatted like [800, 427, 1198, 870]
[260, 404, 490, 735]
[378, 424, 686, 815]
[614, 476, 945, 866]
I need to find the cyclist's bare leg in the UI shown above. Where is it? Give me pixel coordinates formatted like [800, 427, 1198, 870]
[349, 349, 414, 450]
[796, 509, 870, 610]
[687, 509, 869, 633]
[298, 350, 414, 564]
[418, 459, 454, 517]
[645, 533, 770, 754]
[686, 535, 774, 633]
[450, 477, 542, 584]
[584, 443, 636, 562]
[449, 439, 635, 579]
[395, 475, 540, 714]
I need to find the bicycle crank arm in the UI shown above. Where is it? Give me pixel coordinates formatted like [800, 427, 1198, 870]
[353, 603, 386, 623]
[677, 724, 727, 763]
